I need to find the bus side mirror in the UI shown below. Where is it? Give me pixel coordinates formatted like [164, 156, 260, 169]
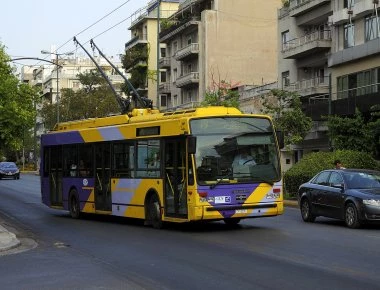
[276, 130, 284, 149]
[188, 136, 197, 154]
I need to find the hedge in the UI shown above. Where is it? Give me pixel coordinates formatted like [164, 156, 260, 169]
[284, 150, 380, 196]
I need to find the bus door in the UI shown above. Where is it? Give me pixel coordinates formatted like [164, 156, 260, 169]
[164, 138, 188, 218]
[94, 143, 112, 211]
[49, 146, 63, 206]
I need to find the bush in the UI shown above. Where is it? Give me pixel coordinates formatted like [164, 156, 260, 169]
[284, 150, 380, 196]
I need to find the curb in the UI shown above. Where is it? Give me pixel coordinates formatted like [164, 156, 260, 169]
[0, 226, 21, 252]
[284, 199, 298, 208]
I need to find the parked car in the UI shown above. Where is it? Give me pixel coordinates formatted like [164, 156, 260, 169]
[0, 162, 20, 180]
[298, 169, 380, 228]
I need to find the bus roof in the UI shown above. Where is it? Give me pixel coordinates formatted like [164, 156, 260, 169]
[51, 106, 244, 132]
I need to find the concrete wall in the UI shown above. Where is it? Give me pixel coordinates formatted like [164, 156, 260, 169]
[201, 0, 282, 95]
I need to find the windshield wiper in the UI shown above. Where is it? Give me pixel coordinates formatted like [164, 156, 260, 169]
[210, 173, 232, 189]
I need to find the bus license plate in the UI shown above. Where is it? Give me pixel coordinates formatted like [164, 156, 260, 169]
[235, 209, 248, 214]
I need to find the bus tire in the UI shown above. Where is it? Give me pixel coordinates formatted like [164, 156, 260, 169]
[148, 194, 163, 229]
[69, 189, 81, 219]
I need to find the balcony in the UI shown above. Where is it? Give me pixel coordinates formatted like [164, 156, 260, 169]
[159, 57, 171, 68]
[282, 30, 332, 59]
[125, 34, 148, 51]
[353, 0, 375, 19]
[289, 0, 331, 17]
[175, 43, 199, 61]
[285, 76, 330, 97]
[176, 72, 199, 88]
[330, 8, 350, 25]
[160, 17, 200, 42]
[159, 82, 171, 94]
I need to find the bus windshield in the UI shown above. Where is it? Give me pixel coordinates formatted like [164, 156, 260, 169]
[190, 117, 281, 185]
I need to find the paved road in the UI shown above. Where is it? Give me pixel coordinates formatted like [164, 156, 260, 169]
[0, 174, 380, 290]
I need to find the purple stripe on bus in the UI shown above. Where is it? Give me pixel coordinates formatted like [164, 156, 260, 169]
[198, 184, 260, 218]
[41, 131, 84, 146]
[99, 126, 124, 141]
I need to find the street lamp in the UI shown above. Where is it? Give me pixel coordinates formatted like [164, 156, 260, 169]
[41, 50, 73, 123]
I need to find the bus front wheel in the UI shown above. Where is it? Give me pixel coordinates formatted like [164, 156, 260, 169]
[69, 190, 81, 219]
[147, 194, 163, 229]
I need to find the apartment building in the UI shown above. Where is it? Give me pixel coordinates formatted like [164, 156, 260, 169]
[278, 0, 380, 170]
[158, 0, 282, 110]
[39, 56, 125, 104]
[124, 0, 180, 108]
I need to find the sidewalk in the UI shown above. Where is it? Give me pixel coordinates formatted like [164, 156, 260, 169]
[0, 225, 21, 253]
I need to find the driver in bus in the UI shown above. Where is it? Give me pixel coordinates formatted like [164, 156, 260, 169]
[233, 147, 256, 166]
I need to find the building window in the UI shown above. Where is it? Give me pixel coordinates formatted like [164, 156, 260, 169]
[344, 23, 355, 48]
[337, 75, 348, 99]
[365, 15, 379, 42]
[161, 95, 167, 107]
[282, 71, 290, 88]
[173, 68, 177, 82]
[160, 47, 166, 58]
[344, 0, 355, 9]
[337, 67, 380, 99]
[160, 71, 167, 83]
[281, 30, 290, 51]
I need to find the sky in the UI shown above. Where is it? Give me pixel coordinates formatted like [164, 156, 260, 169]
[1, 0, 150, 70]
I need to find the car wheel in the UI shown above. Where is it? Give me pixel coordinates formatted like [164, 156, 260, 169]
[147, 194, 163, 229]
[345, 203, 361, 229]
[69, 190, 81, 219]
[224, 218, 241, 226]
[300, 198, 316, 222]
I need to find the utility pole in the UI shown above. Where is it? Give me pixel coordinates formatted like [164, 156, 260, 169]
[157, 0, 161, 109]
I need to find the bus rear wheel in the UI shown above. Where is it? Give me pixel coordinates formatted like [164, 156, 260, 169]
[147, 194, 163, 229]
[69, 189, 81, 219]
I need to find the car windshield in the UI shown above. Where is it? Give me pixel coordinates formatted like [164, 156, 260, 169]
[190, 117, 281, 185]
[344, 171, 380, 189]
[0, 162, 17, 169]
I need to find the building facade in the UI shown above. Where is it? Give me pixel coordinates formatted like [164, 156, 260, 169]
[277, 0, 380, 170]
[158, 0, 282, 110]
[124, 0, 180, 108]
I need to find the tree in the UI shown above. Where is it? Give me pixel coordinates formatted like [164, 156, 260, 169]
[261, 89, 312, 147]
[0, 43, 38, 159]
[40, 70, 120, 131]
[201, 79, 240, 108]
[327, 108, 379, 157]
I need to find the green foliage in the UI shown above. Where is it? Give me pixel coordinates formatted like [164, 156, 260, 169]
[261, 89, 312, 147]
[327, 108, 380, 158]
[129, 66, 148, 90]
[0, 43, 38, 154]
[201, 80, 240, 108]
[284, 150, 380, 196]
[40, 70, 120, 131]
[160, 19, 176, 31]
[282, 0, 290, 7]
[121, 46, 148, 70]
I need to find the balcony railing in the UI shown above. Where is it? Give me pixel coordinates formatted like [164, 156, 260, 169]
[289, 0, 331, 17]
[175, 43, 199, 61]
[284, 76, 330, 96]
[160, 17, 200, 41]
[159, 57, 171, 68]
[282, 30, 331, 59]
[125, 34, 148, 51]
[176, 72, 199, 88]
[159, 82, 171, 93]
